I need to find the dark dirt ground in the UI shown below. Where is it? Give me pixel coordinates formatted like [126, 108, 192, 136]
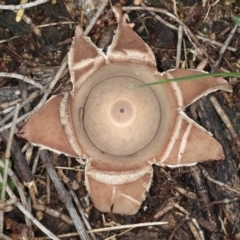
[0, 0, 240, 239]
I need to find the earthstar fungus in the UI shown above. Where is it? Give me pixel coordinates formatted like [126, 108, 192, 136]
[19, 7, 232, 215]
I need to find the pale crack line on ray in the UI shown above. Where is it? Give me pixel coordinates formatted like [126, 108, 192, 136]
[70, 54, 105, 90]
[108, 49, 155, 64]
[160, 71, 184, 164]
[69, 55, 104, 71]
[121, 193, 141, 206]
[177, 122, 192, 165]
[59, 93, 82, 156]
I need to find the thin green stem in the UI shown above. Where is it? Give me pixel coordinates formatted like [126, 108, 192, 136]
[135, 72, 240, 87]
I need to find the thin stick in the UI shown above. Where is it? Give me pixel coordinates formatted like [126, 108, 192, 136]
[210, 95, 240, 149]
[211, 24, 238, 72]
[0, 159, 31, 226]
[144, 6, 178, 31]
[201, 168, 240, 195]
[0, 103, 20, 233]
[67, 187, 97, 240]
[4, 103, 20, 160]
[0, 35, 21, 44]
[33, 204, 73, 225]
[0, 0, 49, 10]
[0, 90, 40, 128]
[0, 72, 43, 90]
[15, 202, 60, 239]
[1, 104, 19, 202]
[0, 103, 19, 233]
[176, 25, 183, 69]
[39, 150, 90, 240]
[37, 21, 76, 28]
[88, 221, 168, 233]
[196, 35, 237, 52]
[84, 0, 109, 35]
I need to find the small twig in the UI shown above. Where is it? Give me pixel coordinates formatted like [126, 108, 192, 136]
[154, 201, 205, 240]
[0, 111, 29, 132]
[232, 212, 240, 234]
[154, 202, 176, 219]
[218, 216, 228, 236]
[0, 90, 40, 128]
[18, 68, 32, 113]
[40, 55, 68, 107]
[211, 24, 238, 72]
[0, 169, 34, 232]
[201, 168, 240, 195]
[0, 152, 32, 227]
[67, 186, 97, 240]
[4, 104, 20, 160]
[176, 25, 183, 69]
[15, 202, 59, 239]
[218, 24, 234, 38]
[25, 144, 34, 163]
[0, 36, 21, 44]
[144, 6, 178, 31]
[196, 35, 237, 52]
[168, 218, 188, 240]
[31, 150, 40, 175]
[0, 130, 35, 185]
[88, 221, 168, 233]
[172, 0, 178, 17]
[184, 3, 198, 22]
[174, 186, 197, 200]
[0, 0, 49, 10]
[87, 0, 95, 10]
[84, 0, 109, 35]
[37, 21, 76, 28]
[204, 198, 238, 208]
[29, 185, 42, 220]
[46, 171, 51, 205]
[1, 103, 19, 191]
[190, 166, 218, 231]
[187, 218, 205, 240]
[183, 38, 188, 68]
[0, 103, 20, 233]
[33, 204, 73, 225]
[210, 95, 240, 150]
[39, 150, 90, 240]
[202, 4, 211, 22]
[0, 99, 20, 109]
[0, 72, 43, 90]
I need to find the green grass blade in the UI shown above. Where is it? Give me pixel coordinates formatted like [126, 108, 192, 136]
[135, 72, 240, 88]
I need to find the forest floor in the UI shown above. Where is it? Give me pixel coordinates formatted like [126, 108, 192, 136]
[0, 0, 240, 239]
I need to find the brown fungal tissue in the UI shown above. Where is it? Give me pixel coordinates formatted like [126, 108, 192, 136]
[18, 7, 232, 215]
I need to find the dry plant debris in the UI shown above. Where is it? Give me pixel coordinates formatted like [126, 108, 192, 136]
[0, 0, 239, 239]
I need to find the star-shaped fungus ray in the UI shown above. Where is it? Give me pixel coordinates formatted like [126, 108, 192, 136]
[18, 7, 232, 215]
